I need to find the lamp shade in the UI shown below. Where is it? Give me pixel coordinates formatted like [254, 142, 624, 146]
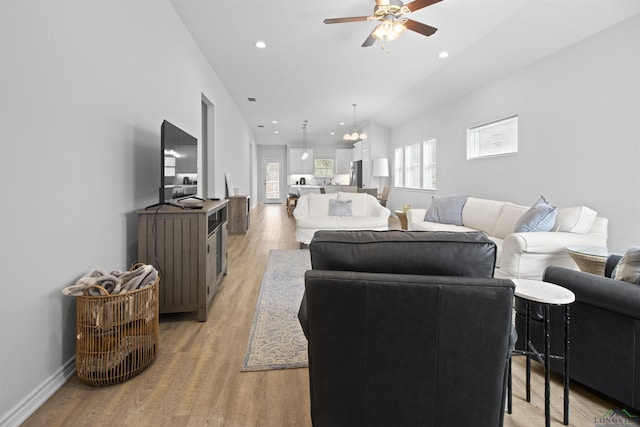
[372, 158, 389, 177]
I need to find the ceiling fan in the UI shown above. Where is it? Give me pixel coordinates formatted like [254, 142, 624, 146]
[323, 0, 442, 48]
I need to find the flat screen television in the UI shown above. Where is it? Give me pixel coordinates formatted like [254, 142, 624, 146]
[159, 120, 199, 205]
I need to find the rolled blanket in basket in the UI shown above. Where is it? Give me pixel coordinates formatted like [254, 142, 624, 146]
[112, 264, 158, 294]
[62, 265, 158, 296]
[62, 270, 122, 296]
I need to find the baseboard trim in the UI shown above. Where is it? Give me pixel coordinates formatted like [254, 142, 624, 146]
[0, 357, 75, 427]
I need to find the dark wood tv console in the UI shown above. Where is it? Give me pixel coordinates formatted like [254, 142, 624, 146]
[137, 200, 228, 321]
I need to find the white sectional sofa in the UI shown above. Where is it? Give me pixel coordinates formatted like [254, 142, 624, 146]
[293, 192, 390, 247]
[406, 197, 608, 279]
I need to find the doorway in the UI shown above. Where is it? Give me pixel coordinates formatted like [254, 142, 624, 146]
[201, 94, 214, 197]
[262, 158, 283, 204]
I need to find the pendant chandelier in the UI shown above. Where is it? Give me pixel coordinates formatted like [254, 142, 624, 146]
[301, 120, 309, 160]
[343, 104, 367, 142]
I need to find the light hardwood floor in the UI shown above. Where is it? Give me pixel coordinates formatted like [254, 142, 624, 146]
[24, 204, 617, 426]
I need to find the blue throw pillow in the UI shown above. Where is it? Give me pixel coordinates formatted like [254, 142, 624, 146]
[513, 195, 557, 232]
[424, 195, 468, 225]
[328, 199, 352, 216]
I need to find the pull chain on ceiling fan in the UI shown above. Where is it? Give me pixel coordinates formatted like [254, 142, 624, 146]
[324, 0, 442, 49]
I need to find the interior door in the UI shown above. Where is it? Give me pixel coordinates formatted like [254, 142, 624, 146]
[262, 158, 283, 204]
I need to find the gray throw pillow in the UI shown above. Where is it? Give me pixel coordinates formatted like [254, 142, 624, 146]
[328, 199, 352, 216]
[614, 247, 640, 284]
[424, 195, 468, 225]
[513, 195, 557, 233]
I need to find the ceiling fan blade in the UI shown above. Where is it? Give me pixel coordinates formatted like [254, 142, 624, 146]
[403, 0, 442, 13]
[362, 32, 377, 47]
[404, 19, 438, 37]
[324, 16, 371, 24]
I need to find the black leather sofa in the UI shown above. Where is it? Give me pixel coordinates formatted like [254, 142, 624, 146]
[299, 230, 516, 427]
[515, 255, 640, 411]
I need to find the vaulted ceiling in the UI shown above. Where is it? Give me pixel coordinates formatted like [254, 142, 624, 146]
[170, 0, 640, 145]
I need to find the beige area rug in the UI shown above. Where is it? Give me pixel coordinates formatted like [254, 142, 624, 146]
[240, 249, 310, 371]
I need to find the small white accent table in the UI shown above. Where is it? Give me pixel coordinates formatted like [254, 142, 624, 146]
[508, 279, 575, 427]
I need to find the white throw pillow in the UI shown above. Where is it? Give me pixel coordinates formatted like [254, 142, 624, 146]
[492, 203, 528, 239]
[553, 206, 597, 233]
[462, 197, 506, 234]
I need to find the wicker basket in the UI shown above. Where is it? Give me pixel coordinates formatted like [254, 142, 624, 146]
[75, 264, 159, 386]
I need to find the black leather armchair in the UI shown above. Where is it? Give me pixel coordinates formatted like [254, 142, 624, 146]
[515, 255, 640, 410]
[299, 230, 516, 427]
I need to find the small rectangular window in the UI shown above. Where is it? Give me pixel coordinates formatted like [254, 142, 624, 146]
[467, 115, 518, 159]
[314, 158, 334, 178]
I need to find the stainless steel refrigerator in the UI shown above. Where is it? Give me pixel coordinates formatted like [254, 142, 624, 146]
[349, 160, 362, 188]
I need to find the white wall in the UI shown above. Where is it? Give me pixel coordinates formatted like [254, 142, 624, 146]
[388, 14, 640, 252]
[0, 1, 253, 423]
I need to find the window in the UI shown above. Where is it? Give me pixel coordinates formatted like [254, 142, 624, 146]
[394, 139, 437, 190]
[314, 158, 334, 179]
[405, 142, 421, 189]
[422, 138, 436, 190]
[394, 147, 404, 187]
[467, 115, 518, 159]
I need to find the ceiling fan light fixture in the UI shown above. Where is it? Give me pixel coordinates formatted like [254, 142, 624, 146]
[392, 20, 406, 36]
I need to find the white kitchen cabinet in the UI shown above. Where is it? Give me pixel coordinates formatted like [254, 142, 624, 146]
[288, 148, 314, 174]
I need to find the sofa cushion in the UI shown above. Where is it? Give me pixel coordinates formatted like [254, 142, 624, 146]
[514, 195, 557, 233]
[492, 203, 528, 239]
[462, 197, 506, 235]
[308, 193, 338, 216]
[337, 192, 369, 216]
[553, 206, 598, 233]
[614, 247, 640, 284]
[424, 195, 468, 225]
[309, 230, 497, 278]
[328, 199, 352, 216]
[296, 215, 388, 230]
[412, 221, 477, 233]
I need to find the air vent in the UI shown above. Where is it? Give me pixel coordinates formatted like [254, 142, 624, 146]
[257, 125, 264, 128]
[248, 97, 256, 102]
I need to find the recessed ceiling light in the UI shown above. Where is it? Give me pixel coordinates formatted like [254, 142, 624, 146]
[330, 132, 335, 135]
[272, 120, 277, 124]
[438, 51, 449, 58]
[339, 122, 345, 126]
[274, 130, 279, 134]
[255, 40, 266, 49]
